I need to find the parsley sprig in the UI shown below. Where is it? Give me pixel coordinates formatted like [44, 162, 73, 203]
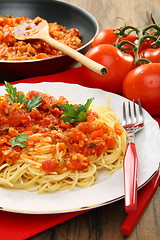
[61, 98, 94, 123]
[4, 81, 42, 112]
[10, 134, 29, 148]
[5, 81, 21, 104]
[25, 95, 42, 112]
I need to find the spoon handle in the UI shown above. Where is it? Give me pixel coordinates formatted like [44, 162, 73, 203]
[41, 34, 107, 75]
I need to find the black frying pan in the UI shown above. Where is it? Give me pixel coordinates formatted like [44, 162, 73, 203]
[0, 0, 98, 82]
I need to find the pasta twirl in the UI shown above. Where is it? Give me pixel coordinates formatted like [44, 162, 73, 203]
[0, 86, 127, 193]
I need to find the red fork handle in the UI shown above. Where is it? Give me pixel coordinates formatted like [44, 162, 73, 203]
[123, 142, 138, 213]
[121, 169, 160, 235]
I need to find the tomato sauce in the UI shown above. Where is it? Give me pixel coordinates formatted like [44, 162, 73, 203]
[0, 90, 122, 172]
[0, 15, 82, 60]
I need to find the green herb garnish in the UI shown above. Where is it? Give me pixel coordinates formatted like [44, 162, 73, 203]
[4, 81, 42, 112]
[17, 94, 25, 104]
[4, 81, 18, 104]
[25, 94, 42, 112]
[10, 134, 29, 148]
[61, 98, 94, 123]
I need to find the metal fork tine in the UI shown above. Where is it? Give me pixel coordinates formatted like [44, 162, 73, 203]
[128, 101, 132, 124]
[138, 99, 144, 122]
[123, 100, 144, 129]
[133, 100, 137, 123]
[123, 102, 127, 125]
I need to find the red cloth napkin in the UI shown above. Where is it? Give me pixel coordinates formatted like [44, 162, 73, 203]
[0, 210, 88, 240]
[0, 67, 159, 240]
[12, 66, 84, 85]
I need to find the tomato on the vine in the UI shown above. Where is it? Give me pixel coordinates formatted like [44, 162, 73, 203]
[122, 63, 160, 116]
[138, 30, 157, 52]
[139, 48, 160, 63]
[118, 34, 138, 56]
[92, 29, 118, 46]
[92, 28, 138, 57]
[82, 44, 134, 94]
[121, 34, 138, 44]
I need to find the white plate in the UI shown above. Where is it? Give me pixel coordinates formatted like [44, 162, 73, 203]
[0, 82, 159, 214]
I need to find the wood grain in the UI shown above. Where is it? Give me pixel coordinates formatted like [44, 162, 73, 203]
[28, 190, 160, 240]
[61, 0, 160, 29]
[29, 1, 160, 239]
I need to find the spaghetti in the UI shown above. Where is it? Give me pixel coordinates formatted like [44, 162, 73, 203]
[0, 85, 127, 193]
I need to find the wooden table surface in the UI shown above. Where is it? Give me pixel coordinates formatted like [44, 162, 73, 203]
[29, 1, 160, 240]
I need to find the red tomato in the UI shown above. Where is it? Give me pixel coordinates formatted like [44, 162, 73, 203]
[121, 34, 138, 43]
[92, 29, 138, 56]
[139, 38, 153, 52]
[122, 63, 160, 116]
[139, 48, 160, 63]
[82, 44, 134, 94]
[92, 29, 118, 46]
[119, 34, 138, 56]
[138, 31, 156, 52]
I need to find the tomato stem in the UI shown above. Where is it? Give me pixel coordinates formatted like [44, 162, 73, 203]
[116, 40, 136, 49]
[115, 23, 160, 65]
[118, 25, 139, 36]
[142, 24, 160, 34]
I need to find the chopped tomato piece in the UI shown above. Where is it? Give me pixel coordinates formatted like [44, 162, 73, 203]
[67, 154, 89, 171]
[94, 140, 107, 156]
[0, 116, 8, 124]
[8, 114, 31, 126]
[59, 120, 72, 129]
[0, 148, 20, 165]
[91, 128, 104, 139]
[68, 129, 86, 142]
[42, 159, 59, 173]
[106, 136, 116, 148]
[29, 108, 41, 120]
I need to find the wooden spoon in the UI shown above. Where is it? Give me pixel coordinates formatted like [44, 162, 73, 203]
[13, 17, 107, 75]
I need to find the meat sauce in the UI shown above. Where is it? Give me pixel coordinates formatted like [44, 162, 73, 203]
[0, 16, 82, 60]
[0, 90, 122, 172]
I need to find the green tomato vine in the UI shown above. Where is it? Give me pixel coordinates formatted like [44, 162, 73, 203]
[114, 23, 160, 65]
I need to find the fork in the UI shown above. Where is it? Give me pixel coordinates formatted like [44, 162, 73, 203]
[122, 99, 144, 213]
